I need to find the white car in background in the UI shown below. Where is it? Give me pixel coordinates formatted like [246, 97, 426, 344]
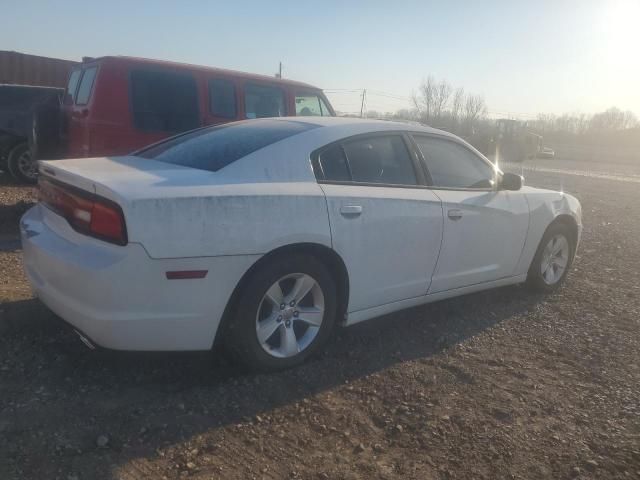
[21, 117, 582, 370]
[537, 146, 556, 159]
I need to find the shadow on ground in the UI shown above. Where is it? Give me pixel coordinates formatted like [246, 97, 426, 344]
[0, 284, 544, 478]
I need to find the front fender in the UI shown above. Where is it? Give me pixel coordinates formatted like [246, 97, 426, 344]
[515, 187, 582, 275]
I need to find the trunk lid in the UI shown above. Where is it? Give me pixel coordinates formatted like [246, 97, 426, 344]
[38, 156, 213, 201]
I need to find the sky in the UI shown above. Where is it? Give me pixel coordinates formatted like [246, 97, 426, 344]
[3, 0, 640, 118]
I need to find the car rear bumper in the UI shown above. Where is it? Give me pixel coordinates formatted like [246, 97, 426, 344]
[20, 205, 258, 351]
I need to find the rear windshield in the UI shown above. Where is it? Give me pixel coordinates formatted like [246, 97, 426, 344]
[136, 119, 319, 172]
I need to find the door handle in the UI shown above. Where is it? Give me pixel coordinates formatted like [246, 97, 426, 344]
[447, 209, 463, 220]
[340, 205, 363, 216]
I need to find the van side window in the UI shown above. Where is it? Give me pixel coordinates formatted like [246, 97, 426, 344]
[66, 69, 81, 102]
[244, 84, 285, 119]
[130, 69, 199, 133]
[75, 67, 97, 105]
[295, 93, 332, 116]
[209, 78, 237, 118]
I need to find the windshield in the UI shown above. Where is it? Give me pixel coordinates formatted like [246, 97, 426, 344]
[136, 119, 319, 172]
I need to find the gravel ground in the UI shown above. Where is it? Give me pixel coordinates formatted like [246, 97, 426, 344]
[0, 164, 639, 480]
[0, 175, 36, 237]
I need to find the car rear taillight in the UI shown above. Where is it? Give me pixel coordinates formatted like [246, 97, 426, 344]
[38, 177, 127, 245]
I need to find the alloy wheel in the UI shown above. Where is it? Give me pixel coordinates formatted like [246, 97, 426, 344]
[255, 273, 325, 358]
[540, 234, 569, 285]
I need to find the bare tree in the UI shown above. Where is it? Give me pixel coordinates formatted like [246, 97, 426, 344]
[463, 94, 487, 133]
[414, 76, 436, 123]
[589, 107, 629, 131]
[450, 87, 465, 131]
[432, 80, 452, 122]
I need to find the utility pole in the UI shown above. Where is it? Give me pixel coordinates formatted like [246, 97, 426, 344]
[360, 89, 366, 118]
[275, 62, 282, 79]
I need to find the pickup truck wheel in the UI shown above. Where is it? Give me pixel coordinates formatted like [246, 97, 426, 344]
[7, 143, 38, 184]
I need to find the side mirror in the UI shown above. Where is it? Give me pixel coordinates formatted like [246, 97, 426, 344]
[500, 172, 523, 191]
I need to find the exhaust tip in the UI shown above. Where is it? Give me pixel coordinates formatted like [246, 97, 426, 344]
[74, 329, 96, 350]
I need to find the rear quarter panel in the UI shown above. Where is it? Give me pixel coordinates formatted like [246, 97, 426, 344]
[122, 182, 332, 259]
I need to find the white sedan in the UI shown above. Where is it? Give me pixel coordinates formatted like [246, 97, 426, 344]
[21, 117, 582, 370]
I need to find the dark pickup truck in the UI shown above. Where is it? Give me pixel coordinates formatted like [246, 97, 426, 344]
[0, 84, 63, 183]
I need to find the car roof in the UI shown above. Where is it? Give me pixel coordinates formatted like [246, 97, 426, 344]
[258, 116, 458, 137]
[81, 56, 323, 90]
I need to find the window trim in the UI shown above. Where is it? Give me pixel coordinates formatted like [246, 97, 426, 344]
[208, 77, 237, 119]
[311, 131, 428, 189]
[127, 67, 201, 133]
[410, 132, 499, 192]
[243, 82, 288, 118]
[74, 66, 98, 106]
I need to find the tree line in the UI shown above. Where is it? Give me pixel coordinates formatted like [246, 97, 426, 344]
[532, 107, 638, 135]
[365, 75, 639, 144]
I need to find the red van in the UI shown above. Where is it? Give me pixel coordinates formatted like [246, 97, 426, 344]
[61, 56, 335, 159]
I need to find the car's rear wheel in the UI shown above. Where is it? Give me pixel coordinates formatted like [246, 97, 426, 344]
[7, 143, 38, 184]
[527, 222, 575, 292]
[227, 253, 337, 371]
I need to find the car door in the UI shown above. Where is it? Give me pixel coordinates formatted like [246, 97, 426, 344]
[411, 134, 529, 293]
[314, 133, 444, 313]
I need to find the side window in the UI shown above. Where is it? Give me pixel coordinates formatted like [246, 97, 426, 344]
[244, 84, 285, 118]
[413, 135, 495, 189]
[316, 144, 351, 181]
[209, 78, 236, 118]
[75, 67, 97, 105]
[318, 97, 332, 116]
[295, 93, 333, 117]
[130, 69, 199, 133]
[66, 69, 81, 103]
[343, 135, 417, 185]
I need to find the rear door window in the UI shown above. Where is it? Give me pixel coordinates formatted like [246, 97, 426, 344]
[75, 67, 97, 105]
[244, 84, 285, 118]
[208, 78, 237, 118]
[130, 69, 199, 133]
[343, 135, 418, 185]
[295, 93, 333, 116]
[315, 144, 351, 181]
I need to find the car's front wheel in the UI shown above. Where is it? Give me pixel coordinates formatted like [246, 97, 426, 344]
[227, 253, 337, 371]
[527, 222, 575, 292]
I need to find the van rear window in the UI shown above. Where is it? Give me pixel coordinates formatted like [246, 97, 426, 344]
[130, 69, 199, 133]
[136, 119, 318, 172]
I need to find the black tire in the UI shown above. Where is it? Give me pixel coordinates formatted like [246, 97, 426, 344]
[527, 222, 575, 292]
[226, 253, 337, 371]
[7, 143, 38, 184]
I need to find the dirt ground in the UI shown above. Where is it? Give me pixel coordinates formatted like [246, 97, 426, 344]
[0, 160, 639, 480]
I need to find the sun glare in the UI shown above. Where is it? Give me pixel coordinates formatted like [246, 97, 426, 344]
[602, 0, 640, 72]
